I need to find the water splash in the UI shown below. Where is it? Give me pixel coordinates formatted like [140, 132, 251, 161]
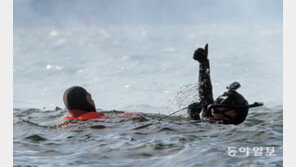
[168, 82, 199, 116]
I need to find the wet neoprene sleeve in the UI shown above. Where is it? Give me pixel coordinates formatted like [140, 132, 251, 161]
[198, 59, 214, 118]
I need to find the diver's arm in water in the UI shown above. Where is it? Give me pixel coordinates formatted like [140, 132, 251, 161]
[198, 58, 214, 119]
[188, 44, 214, 120]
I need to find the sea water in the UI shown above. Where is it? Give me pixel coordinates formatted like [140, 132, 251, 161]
[14, 0, 282, 166]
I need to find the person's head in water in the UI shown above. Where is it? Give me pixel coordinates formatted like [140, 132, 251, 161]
[63, 86, 96, 112]
[211, 92, 249, 125]
[209, 82, 249, 125]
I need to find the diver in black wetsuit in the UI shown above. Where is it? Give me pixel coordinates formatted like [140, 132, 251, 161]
[187, 44, 262, 125]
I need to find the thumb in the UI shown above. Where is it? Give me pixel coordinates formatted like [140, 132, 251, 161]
[205, 44, 208, 55]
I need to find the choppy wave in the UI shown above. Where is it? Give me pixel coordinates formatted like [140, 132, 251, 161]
[14, 106, 282, 166]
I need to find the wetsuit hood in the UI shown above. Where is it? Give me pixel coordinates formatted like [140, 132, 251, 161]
[63, 86, 96, 112]
[213, 90, 249, 125]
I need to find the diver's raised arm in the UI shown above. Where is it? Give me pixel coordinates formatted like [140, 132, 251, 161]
[187, 44, 214, 120]
[193, 44, 214, 118]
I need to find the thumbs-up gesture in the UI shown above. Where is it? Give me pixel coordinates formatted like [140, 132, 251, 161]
[193, 44, 208, 63]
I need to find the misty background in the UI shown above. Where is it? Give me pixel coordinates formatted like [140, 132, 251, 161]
[13, 0, 282, 113]
[14, 0, 282, 26]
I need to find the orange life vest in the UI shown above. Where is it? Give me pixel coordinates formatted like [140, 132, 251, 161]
[64, 109, 105, 120]
[63, 109, 144, 121]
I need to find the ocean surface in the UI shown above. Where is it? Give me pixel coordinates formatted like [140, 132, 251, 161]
[14, 107, 282, 167]
[14, 0, 282, 166]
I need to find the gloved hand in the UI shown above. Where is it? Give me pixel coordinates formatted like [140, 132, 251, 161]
[187, 102, 202, 120]
[193, 44, 208, 63]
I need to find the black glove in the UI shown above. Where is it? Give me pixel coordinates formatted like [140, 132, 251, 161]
[187, 102, 202, 120]
[193, 44, 208, 63]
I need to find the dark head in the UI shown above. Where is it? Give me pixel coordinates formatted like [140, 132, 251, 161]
[63, 86, 96, 112]
[210, 82, 249, 125]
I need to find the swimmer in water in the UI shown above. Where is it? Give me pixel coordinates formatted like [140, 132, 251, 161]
[62, 86, 143, 121]
[187, 44, 262, 125]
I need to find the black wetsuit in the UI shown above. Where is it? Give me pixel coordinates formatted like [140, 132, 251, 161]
[188, 59, 214, 122]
